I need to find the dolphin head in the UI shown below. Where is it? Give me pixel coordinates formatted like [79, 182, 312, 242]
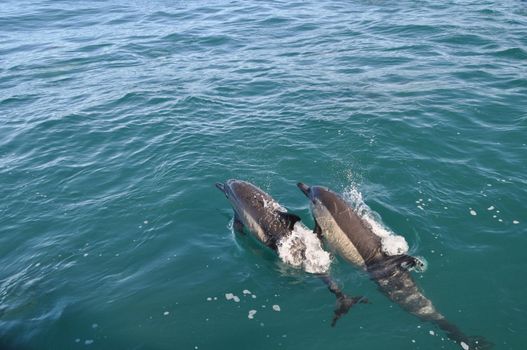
[297, 182, 311, 197]
[216, 179, 261, 236]
[215, 182, 227, 195]
[297, 182, 332, 206]
[297, 182, 358, 228]
[297, 182, 323, 205]
[216, 179, 301, 247]
[215, 179, 249, 211]
[215, 181, 233, 199]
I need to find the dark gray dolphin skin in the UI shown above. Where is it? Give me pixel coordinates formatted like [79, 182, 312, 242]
[216, 179, 368, 326]
[297, 182, 490, 349]
[216, 179, 301, 250]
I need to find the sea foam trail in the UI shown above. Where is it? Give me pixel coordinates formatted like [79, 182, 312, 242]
[277, 222, 331, 274]
[343, 186, 409, 256]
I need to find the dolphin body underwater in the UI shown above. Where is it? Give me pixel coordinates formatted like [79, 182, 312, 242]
[297, 182, 490, 350]
[216, 179, 368, 326]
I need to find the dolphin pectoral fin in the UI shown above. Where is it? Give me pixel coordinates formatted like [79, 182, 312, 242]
[399, 255, 426, 272]
[313, 219, 323, 239]
[381, 254, 425, 272]
[278, 212, 301, 230]
[233, 213, 245, 235]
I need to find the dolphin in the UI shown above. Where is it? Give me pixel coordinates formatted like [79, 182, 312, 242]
[216, 179, 368, 326]
[297, 182, 490, 349]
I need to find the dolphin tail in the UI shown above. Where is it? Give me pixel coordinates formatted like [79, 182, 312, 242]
[318, 275, 369, 327]
[331, 294, 369, 327]
[434, 318, 493, 350]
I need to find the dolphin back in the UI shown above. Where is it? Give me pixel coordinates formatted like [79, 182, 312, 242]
[302, 183, 383, 264]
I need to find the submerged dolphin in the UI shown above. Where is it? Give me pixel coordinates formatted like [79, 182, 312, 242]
[216, 179, 368, 325]
[297, 182, 490, 349]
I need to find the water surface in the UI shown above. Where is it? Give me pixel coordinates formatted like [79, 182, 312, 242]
[1, 0, 526, 349]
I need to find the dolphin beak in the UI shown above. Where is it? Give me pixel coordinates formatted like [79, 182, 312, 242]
[215, 182, 226, 193]
[297, 182, 310, 197]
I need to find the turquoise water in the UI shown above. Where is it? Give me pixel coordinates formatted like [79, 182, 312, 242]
[1, 0, 526, 349]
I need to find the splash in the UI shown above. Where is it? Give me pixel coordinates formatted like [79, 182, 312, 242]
[276, 222, 331, 274]
[343, 186, 409, 256]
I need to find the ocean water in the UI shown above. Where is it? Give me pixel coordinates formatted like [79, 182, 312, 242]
[1, 0, 526, 349]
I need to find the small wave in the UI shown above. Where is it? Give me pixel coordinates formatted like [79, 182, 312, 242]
[493, 47, 527, 60]
[276, 222, 331, 274]
[343, 186, 409, 256]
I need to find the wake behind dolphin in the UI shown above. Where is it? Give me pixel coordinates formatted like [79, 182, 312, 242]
[297, 182, 491, 350]
[216, 179, 368, 326]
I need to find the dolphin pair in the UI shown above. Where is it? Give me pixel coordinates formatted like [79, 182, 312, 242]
[216, 179, 367, 326]
[297, 182, 490, 350]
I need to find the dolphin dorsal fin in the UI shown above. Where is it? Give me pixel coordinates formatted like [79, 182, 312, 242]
[278, 212, 301, 230]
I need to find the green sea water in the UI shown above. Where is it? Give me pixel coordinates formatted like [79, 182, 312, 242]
[1, 0, 526, 349]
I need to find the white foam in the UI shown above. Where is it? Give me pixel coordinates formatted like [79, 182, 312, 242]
[513, 220, 519, 224]
[225, 293, 240, 302]
[343, 186, 409, 256]
[487, 206, 495, 211]
[470, 209, 477, 216]
[272, 305, 281, 312]
[276, 222, 331, 274]
[248, 310, 257, 319]
[381, 235, 410, 256]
